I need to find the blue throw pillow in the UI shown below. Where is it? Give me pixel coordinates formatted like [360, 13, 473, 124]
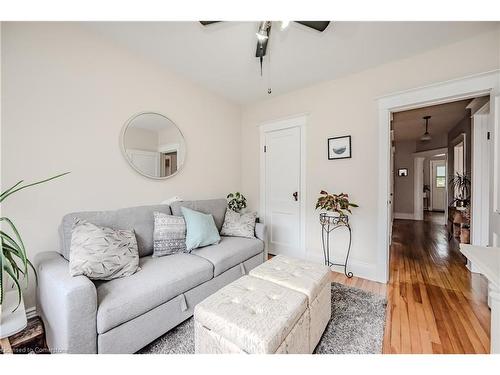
[181, 207, 221, 251]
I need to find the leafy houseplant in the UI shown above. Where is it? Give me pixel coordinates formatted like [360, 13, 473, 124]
[315, 190, 358, 216]
[1, 172, 69, 311]
[449, 173, 471, 209]
[226, 192, 247, 213]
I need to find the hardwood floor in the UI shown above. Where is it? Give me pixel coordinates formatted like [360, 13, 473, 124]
[331, 215, 491, 354]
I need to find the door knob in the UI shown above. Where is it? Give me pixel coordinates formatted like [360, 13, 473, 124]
[293, 191, 298, 201]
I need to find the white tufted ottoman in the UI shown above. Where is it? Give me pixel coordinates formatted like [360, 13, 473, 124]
[249, 255, 331, 352]
[194, 275, 310, 353]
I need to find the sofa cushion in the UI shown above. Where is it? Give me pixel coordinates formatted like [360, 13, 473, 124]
[59, 204, 172, 260]
[182, 207, 221, 251]
[191, 236, 264, 277]
[69, 218, 139, 280]
[95, 253, 213, 334]
[153, 212, 187, 257]
[220, 209, 257, 238]
[170, 199, 227, 232]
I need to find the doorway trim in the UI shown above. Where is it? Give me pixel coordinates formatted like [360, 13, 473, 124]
[411, 147, 448, 216]
[471, 102, 491, 246]
[377, 70, 500, 283]
[259, 114, 307, 259]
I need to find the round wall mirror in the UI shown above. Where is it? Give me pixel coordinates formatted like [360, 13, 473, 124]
[121, 112, 186, 179]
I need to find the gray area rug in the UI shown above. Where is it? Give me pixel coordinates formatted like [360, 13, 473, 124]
[139, 282, 387, 354]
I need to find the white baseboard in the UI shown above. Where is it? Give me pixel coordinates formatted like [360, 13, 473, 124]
[306, 252, 380, 283]
[394, 212, 417, 220]
[25, 306, 38, 319]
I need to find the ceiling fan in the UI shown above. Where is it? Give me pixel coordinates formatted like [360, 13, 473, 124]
[200, 21, 331, 83]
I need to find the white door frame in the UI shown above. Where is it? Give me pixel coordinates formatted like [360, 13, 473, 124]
[259, 114, 307, 259]
[377, 70, 500, 283]
[411, 147, 448, 218]
[471, 102, 491, 246]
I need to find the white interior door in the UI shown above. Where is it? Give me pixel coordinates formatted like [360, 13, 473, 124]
[264, 126, 302, 257]
[127, 149, 160, 177]
[430, 159, 446, 211]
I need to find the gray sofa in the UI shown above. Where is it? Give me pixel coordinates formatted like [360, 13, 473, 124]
[35, 199, 266, 354]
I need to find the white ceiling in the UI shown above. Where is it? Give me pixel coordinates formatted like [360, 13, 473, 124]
[392, 99, 473, 141]
[83, 21, 499, 104]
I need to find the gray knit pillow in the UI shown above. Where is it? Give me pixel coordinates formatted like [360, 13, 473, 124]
[153, 212, 187, 256]
[69, 218, 139, 280]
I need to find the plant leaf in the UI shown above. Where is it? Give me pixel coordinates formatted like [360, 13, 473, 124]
[0, 180, 24, 201]
[0, 172, 70, 203]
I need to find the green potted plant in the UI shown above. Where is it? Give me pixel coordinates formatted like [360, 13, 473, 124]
[315, 190, 358, 217]
[1, 172, 69, 312]
[449, 172, 471, 210]
[226, 192, 247, 213]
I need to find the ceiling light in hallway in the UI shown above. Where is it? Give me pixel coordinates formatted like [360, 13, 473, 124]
[421, 115, 432, 141]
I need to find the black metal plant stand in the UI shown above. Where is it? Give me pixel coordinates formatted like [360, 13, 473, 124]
[320, 212, 353, 278]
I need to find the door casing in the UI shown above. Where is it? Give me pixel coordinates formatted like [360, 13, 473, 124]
[377, 70, 500, 284]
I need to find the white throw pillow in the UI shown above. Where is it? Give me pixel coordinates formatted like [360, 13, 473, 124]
[220, 210, 257, 238]
[69, 218, 139, 280]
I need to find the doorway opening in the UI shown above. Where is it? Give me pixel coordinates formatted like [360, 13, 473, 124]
[391, 96, 489, 242]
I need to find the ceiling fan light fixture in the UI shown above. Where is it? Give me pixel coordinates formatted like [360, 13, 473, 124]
[256, 32, 269, 42]
[281, 21, 290, 30]
[420, 132, 432, 142]
[256, 21, 270, 42]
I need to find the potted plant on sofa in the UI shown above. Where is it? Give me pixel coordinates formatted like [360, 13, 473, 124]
[1, 173, 68, 352]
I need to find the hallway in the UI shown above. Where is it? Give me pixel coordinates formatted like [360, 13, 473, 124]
[331, 217, 491, 353]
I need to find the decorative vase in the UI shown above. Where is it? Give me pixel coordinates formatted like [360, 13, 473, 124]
[0, 290, 28, 353]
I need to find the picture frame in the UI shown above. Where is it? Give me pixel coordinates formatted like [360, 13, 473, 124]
[328, 135, 351, 160]
[398, 168, 408, 177]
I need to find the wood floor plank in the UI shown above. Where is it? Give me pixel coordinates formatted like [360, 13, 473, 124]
[330, 212, 491, 354]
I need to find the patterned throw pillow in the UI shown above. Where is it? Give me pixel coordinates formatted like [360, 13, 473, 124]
[220, 210, 257, 238]
[153, 212, 187, 256]
[69, 218, 139, 280]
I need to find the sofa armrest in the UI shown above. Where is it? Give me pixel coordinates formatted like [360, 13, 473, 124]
[35, 251, 97, 354]
[255, 222, 266, 243]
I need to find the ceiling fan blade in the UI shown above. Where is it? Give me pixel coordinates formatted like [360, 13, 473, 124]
[199, 21, 222, 26]
[294, 21, 330, 32]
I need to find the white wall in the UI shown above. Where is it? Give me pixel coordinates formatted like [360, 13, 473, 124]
[241, 28, 500, 281]
[1, 22, 242, 309]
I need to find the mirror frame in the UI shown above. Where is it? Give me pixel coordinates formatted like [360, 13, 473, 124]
[120, 111, 186, 180]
